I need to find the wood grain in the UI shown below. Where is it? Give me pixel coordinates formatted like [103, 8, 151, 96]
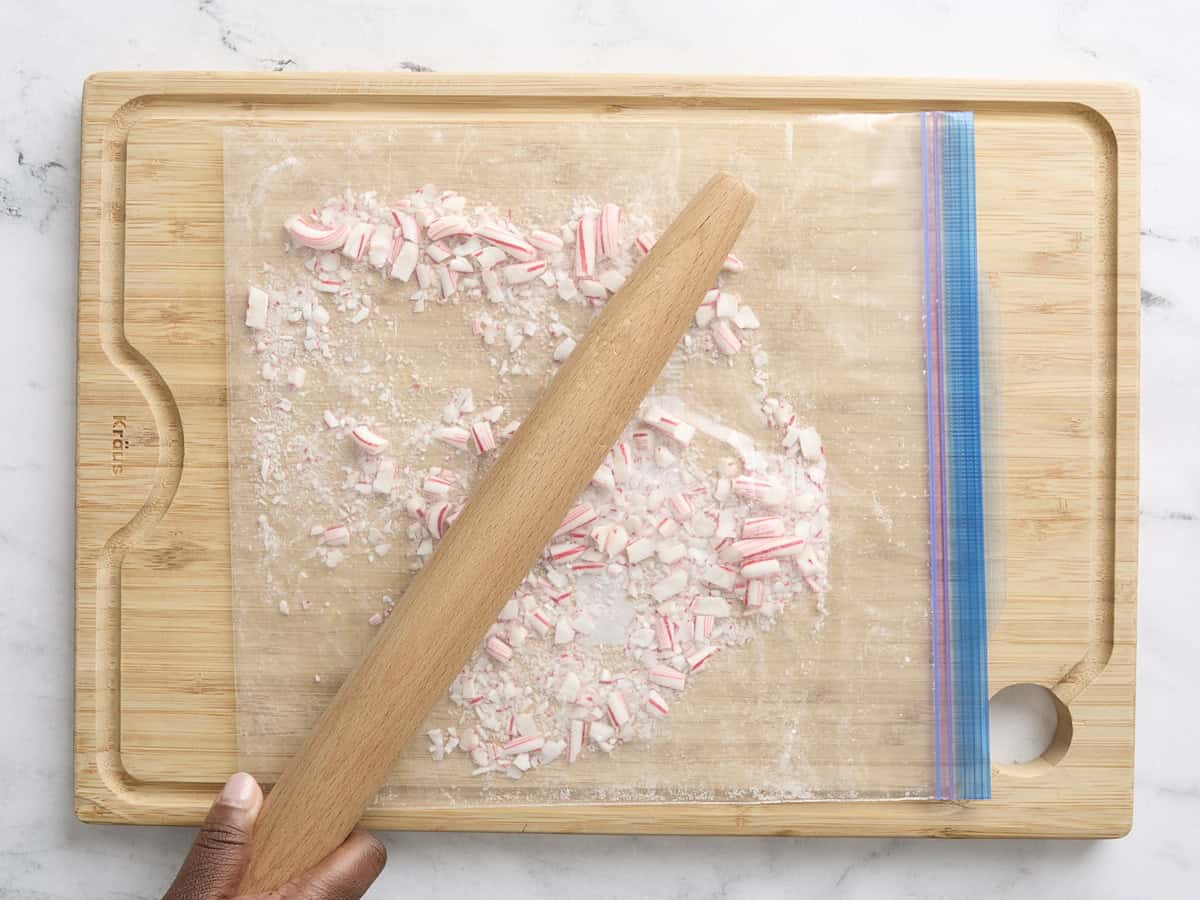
[76, 73, 1138, 838]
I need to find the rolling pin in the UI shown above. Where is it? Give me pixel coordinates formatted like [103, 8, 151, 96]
[241, 172, 756, 892]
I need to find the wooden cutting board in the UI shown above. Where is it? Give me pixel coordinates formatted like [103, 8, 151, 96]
[75, 73, 1138, 837]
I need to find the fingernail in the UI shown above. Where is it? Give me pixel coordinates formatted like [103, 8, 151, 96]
[219, 772, 258, 810]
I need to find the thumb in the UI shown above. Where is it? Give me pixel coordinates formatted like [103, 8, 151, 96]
[163, 772, 263, 900]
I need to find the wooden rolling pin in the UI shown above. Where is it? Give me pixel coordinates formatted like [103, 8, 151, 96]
[240, 172, 755, 892]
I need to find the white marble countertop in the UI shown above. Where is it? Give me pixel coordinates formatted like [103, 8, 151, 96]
[2, 1, 1196, 896]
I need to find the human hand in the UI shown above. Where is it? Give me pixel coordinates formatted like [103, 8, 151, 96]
[163, 772, 386, 899]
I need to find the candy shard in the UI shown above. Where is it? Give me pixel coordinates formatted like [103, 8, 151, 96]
[246, 286, 269, 329]
[555, 503, 598, 537]
[470, 420, 496, 455]
[486, 635, 514, 664]
[286, 215, 350, 251]
[504, 260, 549, 285]
[652, 569, 688, 602]
[646, 690, 670, 717]
[553, 336, 577, 362]
[606, 690, 631, 728]
[351, 424, 389, 455]
[575, 213, 597, 276]
[648, 664, 686, 691]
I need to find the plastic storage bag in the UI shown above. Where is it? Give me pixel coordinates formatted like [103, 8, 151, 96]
[223, 111, 995, 804]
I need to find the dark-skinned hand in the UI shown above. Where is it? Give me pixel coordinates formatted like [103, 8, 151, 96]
[162, 773, 386, 900]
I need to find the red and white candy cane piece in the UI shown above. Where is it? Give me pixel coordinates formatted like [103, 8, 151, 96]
[695, 289, 719, 327]
[744, 579, 767, 609]
[598, 202, 621, 259]
[322, 410, 339, 429]
[368, 224, 393, 268]
[695, 613, 715, 640]
[437, 264, 458, 298]
[313, 276, 343, 293]
[740, 558, 781, 579]
[470, 420, 496, 454]
[711, 319, 742, 355]
[504, 260, 549, 285]
[701, 564, 736, 590]
[547, 586, 574, 606]
[610, 441, 633, 480]
[435, 426, 470, 449]
[405, 495, 427, 520]
[606, 690, 631, 728]
[722, 252, 745, 273]
[341, 222, 374, 261]
[245, 286, 268, 329]
[634, 231, 657, 256]
[648, 664, 686, 691]
[652, 569, 688, 602]
[656, 540, 685, 564]
[631, 429, 653, 455]
[577, 279, 607, 300]
[742, 516, 786, 539]
[285, 216, 350, 251]
[667, 493, 693, 521]
[574, 213, 597, 277]
[656, 515, 679, 538]
[716, 508, 737, 540]
[390, 241, 419, 282]
[426, 215, 474, 242]
[553, 336, 576, 362]
[473, 245, 508, 270]
[732, 475, 784, 505]
[422, 470, 457, 495]
[655, 615, 676, 651]
[686, 646, 717, 672]
[426, 242, 452, 264]
[646, 690, 670, 717]
[567, 720, 586, 763]
[625, 536, 655, 564]
[642, 406, 696, 445]
[722, 537, 773, 562]
[528, 229, 564, 253]
[486, 635, 514, 664]
[391, 209, 420, 243]
[555, 616, 576, 643]
[554, 503, 598, 537]
[715, 291, 739, 319]
[569, 560, 606, 574]
[481, 268, 504, 303]
[557, 671, 581, 703]
[449, 256, 474, 274]
[373, 458, 396, 494]
[426, 501, 457, 538]
[501, 733, 544, 756]
[321, 524, 350, 546]
[415, 263, 434, 290]
[734, 305, 761, 330]
[599, 269, 626, 295]
[592, 523, 629, 557]
[591, 463, 615, 492]
[476, 223, 536, 262]
[528, 608, 553, 637]
[549, 542, 586, 563]
[351, 424, 389, 455]
[742, 536, 807, 563]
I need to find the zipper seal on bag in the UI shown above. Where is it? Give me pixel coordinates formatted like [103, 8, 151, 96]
[922, 111, 991, 801]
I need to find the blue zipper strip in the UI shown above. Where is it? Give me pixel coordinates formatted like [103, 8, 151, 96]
[923, 111, 991, 800]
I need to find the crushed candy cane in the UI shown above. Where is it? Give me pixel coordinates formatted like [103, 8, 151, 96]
[235, 183, 829, 781]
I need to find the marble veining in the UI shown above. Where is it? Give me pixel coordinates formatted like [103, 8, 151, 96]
[2, 0, 1196, 896]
